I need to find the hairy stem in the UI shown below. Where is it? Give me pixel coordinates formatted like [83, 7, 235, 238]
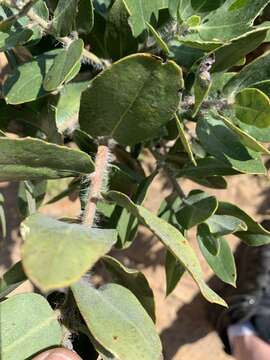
[11, 0, 103, 67]
[82, 143, 110, 227]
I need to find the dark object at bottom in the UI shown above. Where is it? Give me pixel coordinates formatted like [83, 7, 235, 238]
[210, 242, 270, 354]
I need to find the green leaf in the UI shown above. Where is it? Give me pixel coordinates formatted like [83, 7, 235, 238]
[197, 228, 236, 286]
[234, 118, 270, 143]
[18, 180, 47, 217]
[0, 261, 27, 299]
[122, 0, 160, 37]
[76, 0, 94, 34]
[105, 0, 138, 60]
[177, 157, 239, 178]
[205, 214, 247, 236]
[168, 41, 204, 69]
[73, 129, 97, 154]
[176, 190, 218, 229]
[234, 88, 270, 128]
[21, 213, 116, 291]
[0, 293, 62, 360]
[196, 114, 266, 174]
[147, 22, 170, 55]
[224, 51, 270, 97]
[169, 0, 226, 20]
[212, 28, 268, 72]
[175, 115, 196, 165]
[117, 172, 156, 247]
[209, 72, 236, 97]
[165, 250, 185, 296]
[56, 81, 89, 133]
[0, 28, 33, 51]
[192, 66, 212, 117]
[102, 256, 155, 321]
[217, 113, 270, 154]
[4, 50, 60, 104]
[188, 175, 227, 190]
[106, 191, 227, 306]
[158, 193, 184, 233]
[0, 137, 94, 181]
[52, 0, 79, 36]
[217, 202, 270, 246]
[43, 39, 84, 92]
[79, 54, 182, 145]
[197, 223, 220, 256]
[188, 0, 270, 42]
[72, 281, 162, 360]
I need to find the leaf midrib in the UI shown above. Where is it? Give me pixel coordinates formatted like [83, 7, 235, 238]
[110, 66, 155, 138]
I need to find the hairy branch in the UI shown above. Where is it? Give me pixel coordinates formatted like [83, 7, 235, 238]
[10, 0, 103, 67]
[82, 143, 110, 227]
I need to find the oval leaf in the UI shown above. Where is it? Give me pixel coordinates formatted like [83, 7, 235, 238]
[196, 114, 266, 174]
[217, 113, 270, 154]
[43, 39, 84, 92]
[56, 81, 89, 133]
[4, 50, 60, 104]
[79, 53, 183, 145]
[0, 137, 94, 181]
[51, 0, 78, 36]
[105, 191, 227, 306]
[72, 281, 162, 360]
[224, 51, 270, 96]
[102, 256, 155, 321]
[1, 293, 62, 360]
[176, 190, 218, 229]
[234, 88, 270, 128]
[21, 214, 116, 291]
[76, 0, 94, 34]
[197, 229, 236, 286]
[217, 202, 270, 246]
[197, 223, 220, 256]
[205, 214, 247, 236]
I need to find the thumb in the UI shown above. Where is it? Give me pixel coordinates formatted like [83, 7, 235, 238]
[33, 348, 83, 360]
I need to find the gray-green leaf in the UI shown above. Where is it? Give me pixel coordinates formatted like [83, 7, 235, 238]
[106, 191, 226, 306]
[234, 88, 270, 128]
[21, 213, 116, 291]
[102, 256, 155, 321]
[176, 190, 218, 229]
[52, 0, 78, 36]
[196, 113, 266, 174]
[197, 228, 236, 286]
[217, 202, 270, 246]
[79, 54, 182, 145]
[72, 281, 162, 360]
[0, 137, 94, 181]
[0, 293, 62, 360]
[43, 39, 84, 92]
[4, 50, 60, 104]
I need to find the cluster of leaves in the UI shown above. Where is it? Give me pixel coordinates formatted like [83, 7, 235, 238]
[1, 0, 270, 359]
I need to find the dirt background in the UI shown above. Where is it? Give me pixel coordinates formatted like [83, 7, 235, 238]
[1, 166, 270, 360]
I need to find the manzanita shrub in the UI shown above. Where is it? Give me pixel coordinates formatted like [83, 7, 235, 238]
[1, 0, 270, 359]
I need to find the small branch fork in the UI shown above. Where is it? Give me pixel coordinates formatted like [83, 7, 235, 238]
[8, 0, 103, 67]
[150, 147, 185, 199]
[82, 143, 110, 228]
